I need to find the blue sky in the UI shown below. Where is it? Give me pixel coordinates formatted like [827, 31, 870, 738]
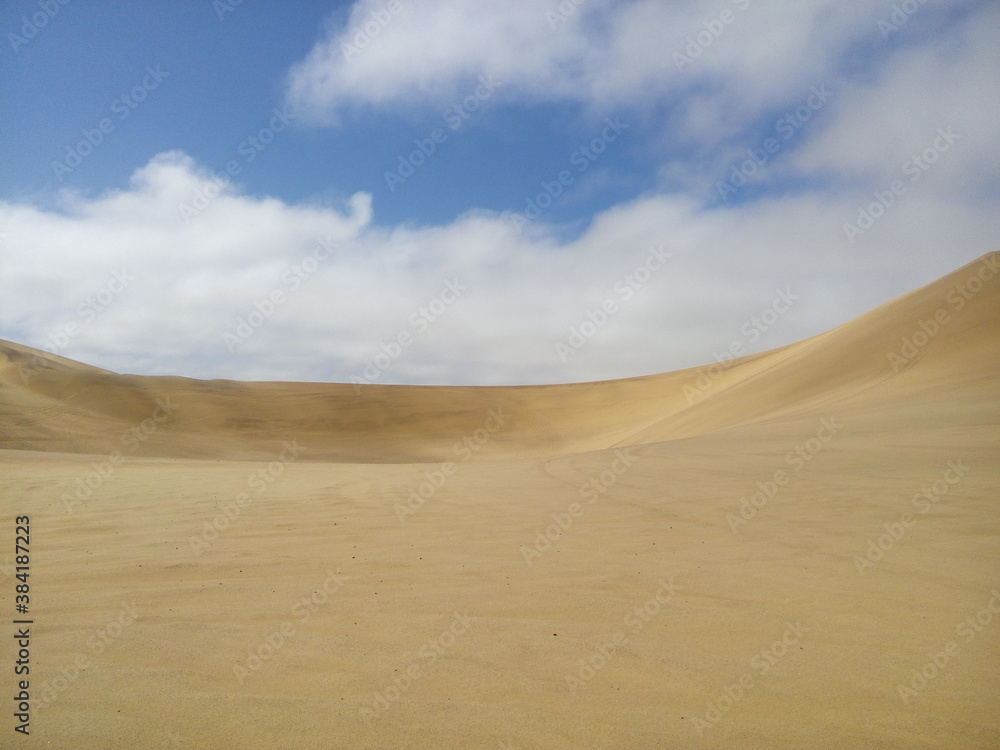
[0, 0, 650, 228]
[1, 0, 997, 385]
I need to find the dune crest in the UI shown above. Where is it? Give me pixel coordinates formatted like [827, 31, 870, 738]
[2, 252, 997, 462]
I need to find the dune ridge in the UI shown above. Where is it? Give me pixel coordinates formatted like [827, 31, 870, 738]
[1, 252, 997, 462]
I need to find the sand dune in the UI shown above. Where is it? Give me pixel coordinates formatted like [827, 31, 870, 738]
[3, 252, 998, 462]
[1, 252, 998, 748]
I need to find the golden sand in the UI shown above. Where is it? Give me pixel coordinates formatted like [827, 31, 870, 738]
[1, 252, 998, 748]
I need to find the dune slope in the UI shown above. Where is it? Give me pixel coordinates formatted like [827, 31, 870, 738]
[0, 252, 998, 749]
[2, 252, 997, 462]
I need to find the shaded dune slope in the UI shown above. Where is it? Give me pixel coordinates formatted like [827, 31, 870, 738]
[1, 252, 997, 462]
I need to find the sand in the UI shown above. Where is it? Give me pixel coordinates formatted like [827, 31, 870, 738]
[1, 252, 998, 748]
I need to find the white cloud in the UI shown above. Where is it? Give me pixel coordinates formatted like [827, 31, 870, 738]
[2, 2, 997, 386]
[1, 151, 996, 386]
[285, 0, 893, 137]
[788, 3, 1000, 197]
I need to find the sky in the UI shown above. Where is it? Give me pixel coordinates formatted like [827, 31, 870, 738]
[0, 0, 997, 386]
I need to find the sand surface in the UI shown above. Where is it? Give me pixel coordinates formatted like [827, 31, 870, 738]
[1, 252, 998, 748]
